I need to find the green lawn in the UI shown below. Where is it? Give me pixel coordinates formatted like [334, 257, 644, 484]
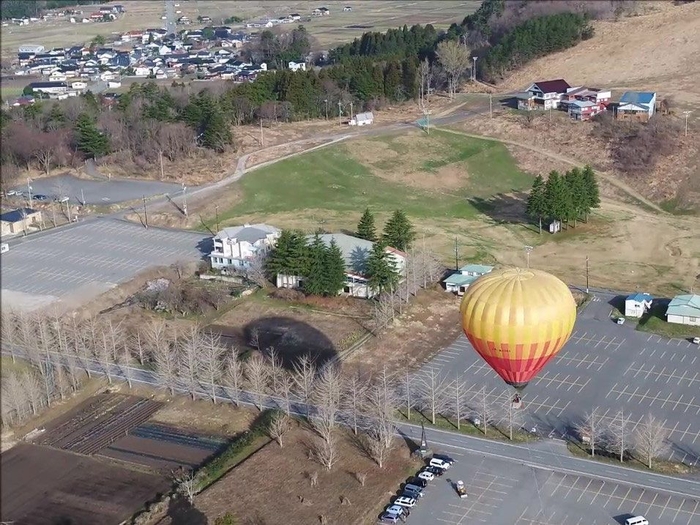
[636, 304, 700, 339]
[214, 130, 533, 227]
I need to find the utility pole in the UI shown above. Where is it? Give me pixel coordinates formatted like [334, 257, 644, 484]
[324, 99, 328, 120]
[143, 195, 148, 229]
[80, 188, 85, 206]
[66, 201, 72, 223]
[159, 150, 164, 180]
[454, 237, 459, 270]
[489, 93, 493, 119]
[338, 101, 342, 127]
[585, 255, 590, 293]
[524, 245, 533, 268]
[682, 110, 691, 137]
[472, 56, 478, 82]
[350, 101, 354, 124]
[182, 183, 188, 217]
[215, 205, 220, 231]
[27, 178, 32, 206]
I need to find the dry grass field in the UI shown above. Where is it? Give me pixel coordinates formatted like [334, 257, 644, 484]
[0, 0, 476, 57]
[499, 2, 700, 105]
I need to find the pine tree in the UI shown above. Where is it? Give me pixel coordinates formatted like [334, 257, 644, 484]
[544, 171, 572, 233]
[581, 165, 600, 222]
[564, 167, 586, 227]
[266, 230, 308, 281]
[526, 174, 547, 234]
[303, 233, 327, 296]
[382, 209, 415, 251]
[323, 239, 347, 296]
[357, 208, 377, 241]
[74, 113, 109, 158]
[366, 241, 399, 295]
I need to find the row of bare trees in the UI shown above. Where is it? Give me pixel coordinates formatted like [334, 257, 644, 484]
[576, 408, 670, 468]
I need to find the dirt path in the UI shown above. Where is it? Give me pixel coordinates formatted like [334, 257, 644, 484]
[436, 128, 667, 214]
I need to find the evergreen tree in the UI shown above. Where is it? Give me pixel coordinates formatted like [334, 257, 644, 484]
[526, 174, 547, 234]
[366, 241, 399, 295]
[266, 229, 308, 280]
[357, 207, 377, 241]
[564, 167, 586, 227]
[382, 209, 415, 251]
[303, 233, 327, 296]
[323, 239, 347, 296]
[544, 171, 572, 232]
[74, 113, 109, 158]
[581, 165, 600, 222]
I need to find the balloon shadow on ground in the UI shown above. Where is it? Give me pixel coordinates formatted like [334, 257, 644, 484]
[210, 316, 337, 371]
[468, 193, 535, 231]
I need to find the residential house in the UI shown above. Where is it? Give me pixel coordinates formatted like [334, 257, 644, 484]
[568, 100, 604, 121]
[443, 264, 494, 295]
[349, 111, 373, 126]
[107, 80, 122, 88]
[10, 96, 35, 107]
[209, 223, 281, 270]
[0, 208, 43, 236]
[624, 293, 653, 318]
[70, 80, 87, 90]
[48, 71, 67, 81]
[344, 6, 353, 11]
[560, 86, 611, 109]
[290, 13, 301, 20]
[289, 60, 306, 71]
[517, 79, 571, 111]
[18, 44, 45, 54]
[276, 233, 406, 299]
[27, 81, 68, 94]
[616, 91, 657, 121]
[313, 7, 330, 16]
[666, 294, 700, 326]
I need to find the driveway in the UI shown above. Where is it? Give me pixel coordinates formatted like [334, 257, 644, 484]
[13, 174, 183, 205]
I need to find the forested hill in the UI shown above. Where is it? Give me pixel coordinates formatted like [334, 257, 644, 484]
[1, 0, 103, 20]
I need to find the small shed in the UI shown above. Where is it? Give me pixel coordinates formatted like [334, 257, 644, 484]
[350, 111, 373, 126]
[625, 293, 653, 318]
[0, 208, 42, 235]
[443, 264, 494, 295]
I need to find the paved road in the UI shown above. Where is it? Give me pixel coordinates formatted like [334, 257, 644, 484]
[413, 289, 700, 465]
[0, 218, 210, 310]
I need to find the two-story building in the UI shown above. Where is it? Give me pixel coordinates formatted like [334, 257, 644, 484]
[443, 264, 494, 295]
[516, 79, 571, 111]
[209, 223, 281, 270]
[624, 293, 653, 318]
[616, 91, 657, 121]
[275, 233, 406, 299]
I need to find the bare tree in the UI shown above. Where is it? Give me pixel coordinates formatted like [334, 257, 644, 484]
[242, 253, 269, 288]
[633, 414, 670, 469]
[415, 367, 450, 425]
[342, 371, 367, 435]
[447, 378, 469, 430]
[53, 364, 70, 401]
[501, 391, 525, 440]
[132, 330, 146, 366]
[245, 353, 270, 411]
[472, 386, 495, 435]
[266, 346, 283, 394]
[418, 58, 433, 108]
[1, 310, 19, 362]
[575, 407, 605, 457]
[174, 468, 198, 504]
[119, 342, 135, 389]
[199, 331, 225, 404]
[275, 369, 295, 416]
[22, 371, 45, 416]
[249, 327, 260, 351]
[178, 326, 204, 400]
[147, 321, 178, 395]
[606, 409, 632, 462]
[268, 412, 290, 447]
[313, 363, 342, 443]
[402, 369, 414, 421]
[223, 350, 243, 406]
[2, 372, 29, 425]
[97, 324, 115, 384]
[365, 418, 394, 468]
[436, 40, 472, 99]
[293, 354, 317, 418]
[64, 356, 84, 393]
[312, 434, 338, 471]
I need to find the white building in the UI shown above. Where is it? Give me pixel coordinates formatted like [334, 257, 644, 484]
[210, 223, 281, 270]
[666, 294, 700, 326]
[350, 111, 373, 126]
[288, 61, 306, 72]
[18, 44, 45, 54]
[624, 293, 653, 318]
[71, 81, 87, 90]
[616, 91, 657, 121]
[276, 233, 406, 299]
[443, 264, 494, 295]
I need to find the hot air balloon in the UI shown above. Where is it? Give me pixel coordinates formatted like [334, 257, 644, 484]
[459, 267, 576, 390]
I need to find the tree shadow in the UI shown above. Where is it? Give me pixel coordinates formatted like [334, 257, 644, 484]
[468, 192, 535, 230]
[164, 494, 208, 525]
[212, 317, 337, 371]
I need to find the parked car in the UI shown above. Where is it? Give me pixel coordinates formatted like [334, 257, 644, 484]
[379, 513, 400, 524]
[1, 243, 9, 254]
[32, 194, 48, 201]
[424, 465, 446, 476]
[692, 336, 700, 345]
[616, 317, 625, 325]
[394, 496, 417, 508]
[430, 456, 454, 469]
[402, 484, 424, 497]
[417, 470, 435, 482]
[408, 477, 428, 488]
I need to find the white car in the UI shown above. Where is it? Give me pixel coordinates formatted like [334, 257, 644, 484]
[693, 337, 700, 345]
[429, 457, 452, 470]
[417, 470, 435, 482]
[385, 505, 405, 516]
[394, 496, 416, 508]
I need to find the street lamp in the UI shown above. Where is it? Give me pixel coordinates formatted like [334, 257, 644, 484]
[472, 56, 478, 82]
[324, 99, 328, 120]
[682, 110, 692, 137]
[524, 245, 533, 268]
[182, 183, 188, 217]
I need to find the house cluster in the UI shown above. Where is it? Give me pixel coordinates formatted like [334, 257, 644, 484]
[624, 292, 699, 327]
[2, 5, 126, 27]
[208, 224, 406, 299]
[516, 78, 657, 121]
[442, 265, 494, 296]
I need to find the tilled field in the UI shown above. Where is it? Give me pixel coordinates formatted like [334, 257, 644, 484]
[34, 393, 163, 455]
[0, 443, 169, 525]
[99, 423, 226, 472]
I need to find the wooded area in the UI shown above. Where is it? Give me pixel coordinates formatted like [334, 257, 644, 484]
[0, 0, 102, 19]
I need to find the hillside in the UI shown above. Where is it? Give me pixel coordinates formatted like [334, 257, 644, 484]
[498, 2, 700, 105]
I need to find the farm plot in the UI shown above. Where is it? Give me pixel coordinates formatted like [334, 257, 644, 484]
[100, 423, 227, 472]
[34, 393, 163, 455]
[0, 443, 169, 525]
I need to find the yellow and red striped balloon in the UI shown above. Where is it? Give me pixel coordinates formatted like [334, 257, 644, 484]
[459, 267, 576, 389]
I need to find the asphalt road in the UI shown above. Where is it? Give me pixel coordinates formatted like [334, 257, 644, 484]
[13, 173, 183, 205]
[0, 218, 210, 310]
[413, 290, 700, 465]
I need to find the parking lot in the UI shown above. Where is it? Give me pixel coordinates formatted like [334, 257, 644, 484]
[413, 293, 700, 464]
[1, 218, 210, 310]
[404, 451, 700, 525]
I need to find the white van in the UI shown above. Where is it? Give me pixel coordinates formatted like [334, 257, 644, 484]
[625, 517, 649, 525]
[0, 243, 8, 254]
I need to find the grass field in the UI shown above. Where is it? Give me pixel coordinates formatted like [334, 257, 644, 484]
[0, 1, 476, 58]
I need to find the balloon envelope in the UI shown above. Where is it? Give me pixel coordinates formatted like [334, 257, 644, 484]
[459, 267, 576, 389]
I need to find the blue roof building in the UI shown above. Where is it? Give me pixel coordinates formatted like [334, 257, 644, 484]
[666, 294, 700, 327]
[624, 292, 653, 318]
[617, 91, 657, 120]
[443, 264, 494, 295]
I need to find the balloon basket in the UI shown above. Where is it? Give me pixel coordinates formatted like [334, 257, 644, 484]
[511, 400, 523, 409]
